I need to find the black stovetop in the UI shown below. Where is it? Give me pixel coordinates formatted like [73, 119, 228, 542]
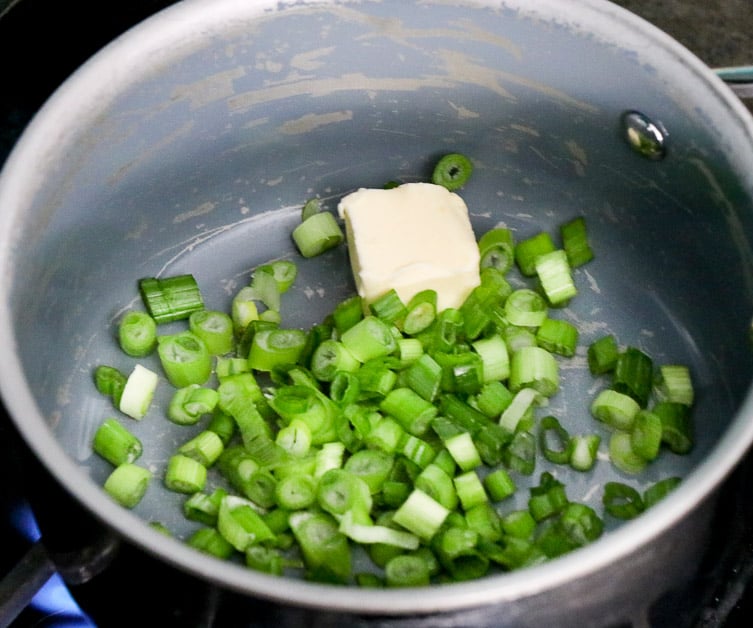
[2, 1, 753, 627]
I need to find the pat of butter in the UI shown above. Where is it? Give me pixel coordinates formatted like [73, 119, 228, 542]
[337, 182, 480, 312]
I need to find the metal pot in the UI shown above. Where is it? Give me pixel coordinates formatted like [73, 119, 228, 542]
[1, 0, 753, 625]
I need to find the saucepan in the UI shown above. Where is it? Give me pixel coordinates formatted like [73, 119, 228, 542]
[1, 0, 753, 626]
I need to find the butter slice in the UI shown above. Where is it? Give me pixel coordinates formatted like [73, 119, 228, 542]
[337, 182, 480, 312]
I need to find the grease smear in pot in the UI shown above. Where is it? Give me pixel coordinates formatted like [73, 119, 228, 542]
[90, 154, 693, 586]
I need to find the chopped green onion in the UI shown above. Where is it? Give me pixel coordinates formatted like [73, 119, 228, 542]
[536, 318, 578, 357]
[613, 347, 654, 407]
[643, 476, 681, 508]
[384, 554, 431, 587]
[231, 286, 260, 334]
[331, 295, 364, 334]
[478, 227, 515, 274]
[395, 337, 423, 365]
[654, 365, 694, 406]
[183, 488, 227, 526]
[434, 351, 484, 395]
[402, 290, 437, 335]
[503, 325, 538, 353]
[473, 380, 514, 418]
[355, 358, 398, 398]
[398, 433, 436, 469]
[316, 469, 372, 519]
[257, 260, 298, 294]
[338, 510, 420, 550]
[275, 418, 313, 457]
[118, 311, 158, 357]
[207, 408, 236, 445]
[244, 470, 278, 510]
[443, 432, 482, 472]
[630, 409, 663, 461]
[250, 266, 281, 312]
[164, 454, 207, 494]
[118, 364, 159, 420]
[423, 307, 464, 353]
[301, 197, 322, 221]
[93, 418, 142, 466]
[590, 388, 640, 431]
[472, 334, 510, 382]
[246, 545, 286, 576]
[514, 231, 556, 277]
[654, 401, 693, 454]
[247, 328, 307, 372]
[189, 309, 234, 356]
[380, 387, 438, 437]
[217, 446, 259, 495]
[103, 463, 151, 508]
[157, 331, 212, 388]
[504, 289, 548, 327]
[269, 385, 338, 445]
[558, 502, 603, 548]
[434, 526, 489, 581]
[414, 463, 458, 510]
[310, 339, 360, 382]
[483, 468, 516, 501]
[93, 158, 698, 586]
[289, 511, 352, 583]
[608, 432, 647, 475]
[508, 346, 559, 397]
[183, 386, 219, 417]
[370, 289, 408, 324]
[393, 489, 450, 541]
[216, 357, 250, 380]
[404, 353, 443, 402]
[138, 274, 204, 324]
[94, 365, 127, 408]
[534, 249, 577, 306]
[528, 472, 568, 522]
[502, 430, 536, 475]
[431, 153, 473, 191]
[500, 509, 536, 539]
[217, 495, 275, 552]
[343, 449, 395, 494]
[365, 417, 406, 454]
[292, 211, 344, 258]
[167, 385, 218, 426]
[538, 415, 573, 465]
[275, 474, 317, 510]
[454, 470, 488, 510]
[340, 315, 397, 363]
[465, 502, 503, 542]
[178, 430, 225, 467]
[587, 334, 619, 375]
[187, 527, 235, 559]
[569, 434, 601, 471]
[560, 216, 594, 267]
[602, 481, 644, 519]
[315, 442, 347, 478]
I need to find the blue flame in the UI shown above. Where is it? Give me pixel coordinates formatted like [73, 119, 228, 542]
[10, 501, 95, 626]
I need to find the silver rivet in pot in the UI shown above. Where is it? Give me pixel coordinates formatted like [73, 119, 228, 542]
[622, 111, 668, 160]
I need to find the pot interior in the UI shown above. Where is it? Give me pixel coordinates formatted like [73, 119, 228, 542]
[2, 0, 753, 612]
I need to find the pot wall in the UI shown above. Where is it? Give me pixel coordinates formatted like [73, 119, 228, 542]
[1, 0, 753, 618]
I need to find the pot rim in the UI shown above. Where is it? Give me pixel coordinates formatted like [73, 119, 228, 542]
[1, 0, 753, 615]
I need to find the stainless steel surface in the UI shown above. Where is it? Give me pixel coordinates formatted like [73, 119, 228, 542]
[1, 0, 753, 626]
